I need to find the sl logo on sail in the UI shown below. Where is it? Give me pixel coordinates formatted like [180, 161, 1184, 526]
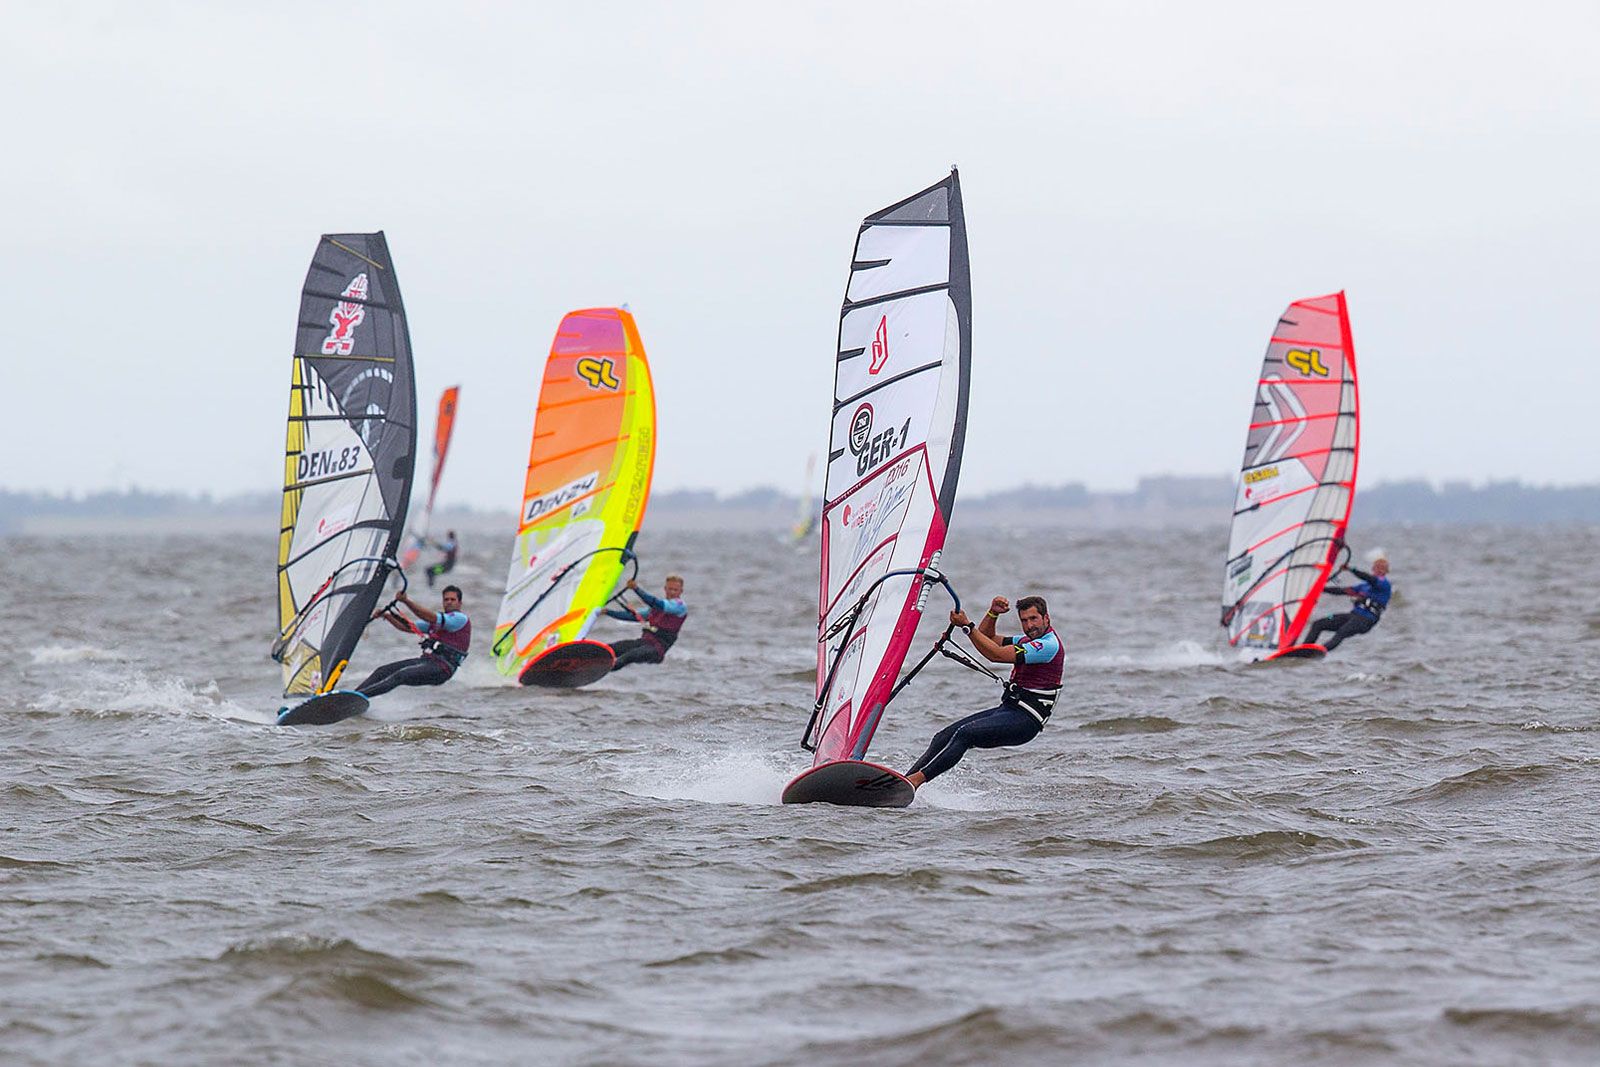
[576, 357, 620, 391]
[1285, 347, 1329, 377]
[869, 315, 890, 374]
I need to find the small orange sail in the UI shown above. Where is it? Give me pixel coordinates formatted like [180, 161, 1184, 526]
[400, 385, 461, 570]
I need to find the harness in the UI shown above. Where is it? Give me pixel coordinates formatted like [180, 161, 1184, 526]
[419, 635, 467, 669]
[1002, 679, 1059, 725]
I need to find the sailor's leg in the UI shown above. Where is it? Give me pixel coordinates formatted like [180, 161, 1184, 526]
[353, 658, 411, 697]
[358, 657, 450, 697]
[1324, 613, 1376, 652]
[914, 704, 1041, 782]
[907, 708, 990, 775]
[1307, 614, 1339, 644]
[609, 639, 663, 672]
[1318, 613, 1355, 650]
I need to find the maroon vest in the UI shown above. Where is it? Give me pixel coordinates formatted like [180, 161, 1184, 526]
[1006, 628, 1064, 719]
[420, 613, 471, 670]
[642, 603, 686, 653]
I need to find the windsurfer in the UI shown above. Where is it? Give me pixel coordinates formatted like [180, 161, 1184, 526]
[603, 575, 687, 671]
[1307, 557, 1391, 652]
[426, 531, 458, 587]
[356, 585, 471, 698]
[904, 595, 1063, 788]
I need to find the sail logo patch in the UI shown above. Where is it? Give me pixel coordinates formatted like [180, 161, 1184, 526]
[322, 273, 369, 355]
[848, 403, 874, 455]
[1243, 466, 1279, 487]
[298, 446, 366, 483]
[1285, 347, 1329, 377]
[524, 471, 599, 523]
[869, 316, 890, 374]
[576, 357, 620, 391]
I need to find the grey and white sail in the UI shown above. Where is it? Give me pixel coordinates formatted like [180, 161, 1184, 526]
[274, 233, 417, 696]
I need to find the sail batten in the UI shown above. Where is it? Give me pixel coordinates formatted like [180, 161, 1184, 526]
[805, 170, 971, 766]
[274, 232, 416, 698]
[1222, 292, 1359, 661]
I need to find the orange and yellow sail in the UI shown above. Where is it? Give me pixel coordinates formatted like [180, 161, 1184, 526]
[492, 308, 655, 679]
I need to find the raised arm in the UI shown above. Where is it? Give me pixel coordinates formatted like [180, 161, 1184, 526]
[950, 607, 1019, 666]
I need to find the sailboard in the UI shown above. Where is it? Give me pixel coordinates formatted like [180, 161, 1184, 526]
[782, 168, 971, 808]
[272, 232, 417, 716]
[399, 385, 461, 570]
[1220, 292, 1359, 663]
[491, 308, 655, 688]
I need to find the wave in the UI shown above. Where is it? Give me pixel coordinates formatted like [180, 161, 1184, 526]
[28, 644, 121, 665]
[1405, 763, 1558, 803]
[613, 748, 797, 806]
[1443, 1004, 1600, 1038]
[1080, 641, 1231, 670]
[27, 673, 272, 724]
[1164, 829, 1369, 861]
[1079, 714, 1183, 734]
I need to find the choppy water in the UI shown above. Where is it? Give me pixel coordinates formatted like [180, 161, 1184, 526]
[3, 522, 1599, 1065]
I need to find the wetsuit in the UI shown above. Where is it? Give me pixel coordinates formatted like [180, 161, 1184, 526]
[908, 628, 1064, 782]
[1307, 568, 1391, 651]
[356, 610, 471, 698]
[604, 590, 687, 671]
[426, 538, 458, 587]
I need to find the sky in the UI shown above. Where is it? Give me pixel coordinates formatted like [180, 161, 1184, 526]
[3, 1, 1596, 508]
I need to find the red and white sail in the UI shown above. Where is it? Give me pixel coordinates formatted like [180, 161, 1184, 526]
[1222, 292, 1359, 660]
[805, 170, 971, 764]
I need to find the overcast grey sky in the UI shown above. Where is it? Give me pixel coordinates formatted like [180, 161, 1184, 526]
[3, 1, 1596, 508]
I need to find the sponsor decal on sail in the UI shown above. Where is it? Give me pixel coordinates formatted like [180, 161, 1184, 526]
[322, 274, 369, 355]
[524, 471, 600, 523]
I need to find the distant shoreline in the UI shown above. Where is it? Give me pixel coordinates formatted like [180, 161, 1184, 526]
[6, 476, 1600, 534]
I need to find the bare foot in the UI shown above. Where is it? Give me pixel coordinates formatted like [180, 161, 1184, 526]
[905, 771, 927, 788]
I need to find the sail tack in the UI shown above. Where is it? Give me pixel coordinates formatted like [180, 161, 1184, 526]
[806, 170, 971, 764]
[275, 233, 417, 696]
[492, 308, 655, 679]
[1222, 292, 1359, 660]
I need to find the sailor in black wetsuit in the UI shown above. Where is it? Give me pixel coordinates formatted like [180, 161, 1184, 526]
[603, 575, 688, 671]
[905, 595, 1063, 789]
[1307, 557, 1392, 652]
[356, 585, 471, 698]
[426, 531, 459, 588]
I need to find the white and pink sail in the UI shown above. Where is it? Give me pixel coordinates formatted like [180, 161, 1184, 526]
[804, 170, 971, 764]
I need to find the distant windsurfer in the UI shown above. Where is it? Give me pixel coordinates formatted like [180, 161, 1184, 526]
[426, 530, 458, 587]
[356, 585, 471, 698]
[904, 595, 1062, 788]
[603, 575, 687, 671]
[1307, 557, 1391, 652]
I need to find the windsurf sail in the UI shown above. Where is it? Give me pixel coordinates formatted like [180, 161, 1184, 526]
[399, 385, 461, 569]
[491, 308, 655, 679]
[789, 453, 818, 542]
[1221, 291, 1359, 661]
[274, 233, 417, 696]
[802, 169, 971, 765]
